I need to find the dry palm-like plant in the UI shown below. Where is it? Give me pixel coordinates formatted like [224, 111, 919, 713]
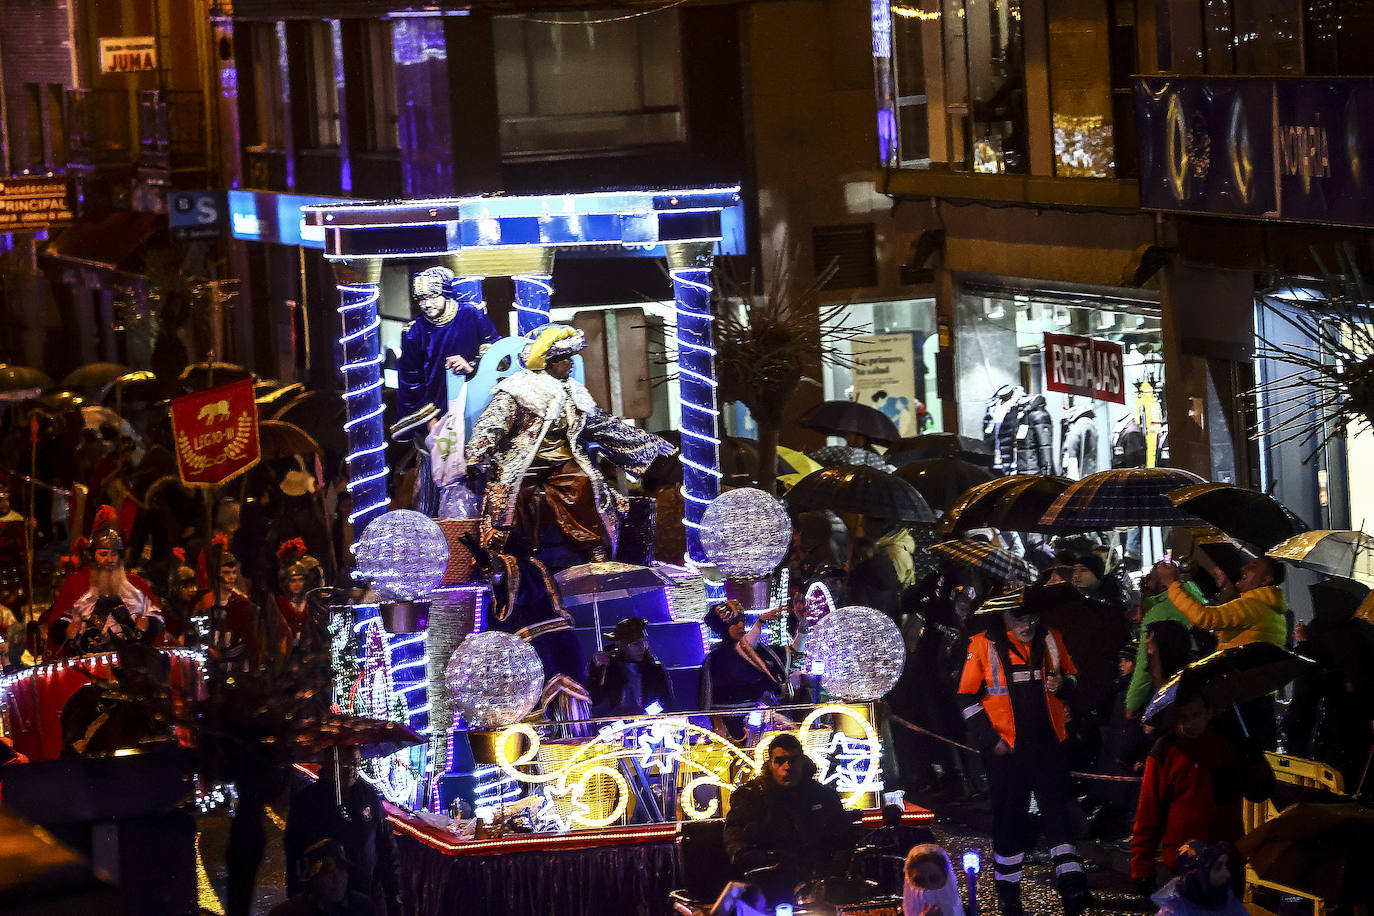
[712, 244, 867, 491]
[1254, 244, 1374, 461]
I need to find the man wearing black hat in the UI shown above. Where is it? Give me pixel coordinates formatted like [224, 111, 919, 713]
[958, 585, 1090, 916]
[588, 616, 675, 717]
[270, 839, 375, 916]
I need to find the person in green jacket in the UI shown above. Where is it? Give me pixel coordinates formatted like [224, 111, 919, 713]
[1125, 568, 1203, 717]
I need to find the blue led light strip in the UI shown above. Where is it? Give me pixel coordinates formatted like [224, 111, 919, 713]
[337, 283, 390, 536]
[671, 266, 721, 562]
[513, 274, 553, 337]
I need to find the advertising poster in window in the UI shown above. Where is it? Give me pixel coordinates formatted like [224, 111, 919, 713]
[851, 333, 921, 435]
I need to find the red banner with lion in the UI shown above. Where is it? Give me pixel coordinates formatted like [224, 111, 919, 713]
[169, 378, 260, 486]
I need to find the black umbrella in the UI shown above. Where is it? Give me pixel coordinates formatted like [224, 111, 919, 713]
[784, 465, 935, 524]
[1143, 642, 1316, 728]
[990, 475, 1076, 533]
[0, 364, 53, 399]
[894, 457, 998, 512]
[274, 390, 348, 458]
[798, 400, 900, 444]
[177, 361, 253, 393]
[1234, 802, 1374, 907]
[886, 433, 994, 467]
[298, 715, 426, 761]
[59, 361, 132, 392]
[929, 537, 1035, 585]
[1166, 483, 1311, 552]
[937, 475, 1029, 536]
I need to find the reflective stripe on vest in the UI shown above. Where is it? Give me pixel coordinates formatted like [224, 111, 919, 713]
[986, 644, 1009, 695]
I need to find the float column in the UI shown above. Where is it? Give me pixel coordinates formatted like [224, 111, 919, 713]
[667, 242, 720, 565]
[513, 274, 553, 336]
[331, 258, 389, 541]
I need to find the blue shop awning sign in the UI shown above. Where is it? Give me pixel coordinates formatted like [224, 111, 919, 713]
[1134, 76, 1374, 227]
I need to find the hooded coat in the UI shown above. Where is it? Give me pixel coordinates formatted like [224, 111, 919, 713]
[1164, 582, 1287, 650]
[1016, 394, 1056, 474]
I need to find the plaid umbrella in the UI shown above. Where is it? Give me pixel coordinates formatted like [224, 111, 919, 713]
[1038, 468, 1206, 529]
[809, 444, 891, 470]
[1268, 529, 1374, 586]
[784, 465, 935, 523]
[1167, 482, 1310, 552]
[937, 476, 1029, 535]
[894, 458, 998, 512]
[929, 538, 1036, 585]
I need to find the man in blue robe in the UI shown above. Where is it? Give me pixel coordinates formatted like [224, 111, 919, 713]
[391, 266, 501, 441]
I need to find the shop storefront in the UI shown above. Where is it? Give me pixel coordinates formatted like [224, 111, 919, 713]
[952, 277, 1164, 479]
[821, 297, 943, 437]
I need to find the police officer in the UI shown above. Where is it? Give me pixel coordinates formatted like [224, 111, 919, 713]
[957, 584, 1090, 916]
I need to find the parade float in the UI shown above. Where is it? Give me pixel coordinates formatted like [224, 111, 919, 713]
[298, 188, 927, 913]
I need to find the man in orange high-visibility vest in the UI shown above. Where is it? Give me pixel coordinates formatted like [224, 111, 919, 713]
[958, 584, 1090, 916]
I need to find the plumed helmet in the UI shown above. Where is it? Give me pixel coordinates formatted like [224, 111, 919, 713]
[87, 505, 125, 555]
[168, 547, 196, 591]
[276, 537, 322, 591]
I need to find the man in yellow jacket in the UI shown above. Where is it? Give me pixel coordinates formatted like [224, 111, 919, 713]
[1153, 555, 1287, 747]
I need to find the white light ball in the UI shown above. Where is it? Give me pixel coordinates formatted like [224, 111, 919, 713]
[699, 488, 793, 579]
[354, 509, 450, 602]
[807, 605, 905, 701]
[445, 631, 545, 729]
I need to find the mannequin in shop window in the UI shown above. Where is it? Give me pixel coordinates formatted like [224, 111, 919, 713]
[1015, 394, 1057, 475]
[982, 385, 1026, 473]
[1061, 399, 1099, 480]
[1112, 413, 1148, 469]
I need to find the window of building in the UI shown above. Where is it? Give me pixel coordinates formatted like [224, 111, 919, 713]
[247, 22, 288, 150]
[344, 20, 399, 153]
[881, 0, 1028, 173]
[1047, 0, 1116, 177]
[492, 10, 685, 157]
[1154, 0, 1301, 75]
[292, 20, 341, 148]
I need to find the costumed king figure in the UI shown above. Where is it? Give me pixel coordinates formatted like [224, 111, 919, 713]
[391, 266, 502, 518]
[465, 325, 675, 567]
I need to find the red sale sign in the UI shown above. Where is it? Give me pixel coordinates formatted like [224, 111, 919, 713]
[169, 378, 261, 486]
[1043, 333, 1126, 404]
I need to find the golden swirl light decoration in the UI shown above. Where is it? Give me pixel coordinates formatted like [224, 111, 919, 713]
[492, 704, 883, 829]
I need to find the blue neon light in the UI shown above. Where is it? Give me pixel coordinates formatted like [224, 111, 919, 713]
[228, 189, 350, 248]
[672, 264, 721, 564]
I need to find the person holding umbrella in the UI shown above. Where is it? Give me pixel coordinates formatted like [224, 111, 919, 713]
[283, 747, 401, 916]
[956, 583, 1091, 916]
[588, 616, 675, 717]
[1129, 689, 1274, 896]
[1152, 556, 1287, 747]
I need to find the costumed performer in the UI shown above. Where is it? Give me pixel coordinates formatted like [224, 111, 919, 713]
[391, 265, 501, 518]
[197, 535, 288, 670]
[465, 324, 675, 564]
[44, 505, 162, 654]
[275, 537, 323, 638]
[697, 599, 788, 740]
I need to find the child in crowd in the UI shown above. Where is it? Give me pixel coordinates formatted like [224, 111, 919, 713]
[903, 844, 965, 916]
[1151, 840, 1248, 916]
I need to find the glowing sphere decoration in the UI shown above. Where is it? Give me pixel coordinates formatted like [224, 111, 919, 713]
[806, 604, 905, 701]
[699, 488, 793, 578]
[445, 631, 545, 728]
[353, 509, 451, 602]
